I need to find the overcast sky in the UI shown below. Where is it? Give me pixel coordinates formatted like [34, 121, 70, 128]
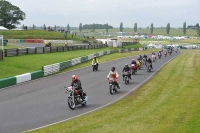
[9, 0, 200, 28]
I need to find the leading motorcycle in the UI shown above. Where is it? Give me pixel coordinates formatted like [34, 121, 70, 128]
[108, 78, 119, 95]
[65, 86, 88, 110]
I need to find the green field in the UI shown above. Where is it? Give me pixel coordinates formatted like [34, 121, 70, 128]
[0, 29, 198, 40]
[73, 28, 198, 37]
[0, 45, 148, 79]
[25, 50, 200, 133]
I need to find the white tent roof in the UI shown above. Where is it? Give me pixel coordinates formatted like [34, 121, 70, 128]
[0, 26, 8, 30]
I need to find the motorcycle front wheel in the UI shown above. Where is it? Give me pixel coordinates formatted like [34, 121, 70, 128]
[109, 85, 114, 95]
[68, 97, 76, 110]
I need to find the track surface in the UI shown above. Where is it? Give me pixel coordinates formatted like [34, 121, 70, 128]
[0, 51, 180, 133]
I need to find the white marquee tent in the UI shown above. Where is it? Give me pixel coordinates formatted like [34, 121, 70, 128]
[0, 26, 8, 30]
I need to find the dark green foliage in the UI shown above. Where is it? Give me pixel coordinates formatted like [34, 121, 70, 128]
[134, 23, 137, 32]
[82, 24, 113, 29]
[79, 23, 82, 33]
[183, 22, 186, 34]
[120, 22, 123, 32]
[166, 23, 170, 34]
[67, 24, 70, 31]
[43, 24, 46, 30]
[106, 23, 108, 33]
[0, 0, 26, 29]
[150, 23, 153, 34]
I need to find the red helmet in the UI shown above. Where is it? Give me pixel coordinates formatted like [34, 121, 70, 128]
[72, 75, 77, 82]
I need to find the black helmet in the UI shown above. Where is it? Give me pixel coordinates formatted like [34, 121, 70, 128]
[111, 66, 115, 72]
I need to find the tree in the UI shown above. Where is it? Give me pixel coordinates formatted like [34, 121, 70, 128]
[150, 23, 154, 34]
[54, 25, 56, 31]
[166, 23, 170, 34]
[195, 23, 199, 28]
[120, 22, 123, 32]
[67, 24, 70, 31]
[106, 23, 108, 33]
[79, 23, 82, 33]
[134, 23, 137, 32]
[197, 27, 200, 36]
[92, 23, 95, 32]
[183, 22, 186, 34]
[43, 24, 46, 30]
[0, 0, 26, 29]
[32, 24, 35, 29]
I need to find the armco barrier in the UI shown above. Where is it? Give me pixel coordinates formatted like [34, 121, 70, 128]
[0, 77, 16, 89]
[15, 73, 31, 84]
[31, 70, 43, 80]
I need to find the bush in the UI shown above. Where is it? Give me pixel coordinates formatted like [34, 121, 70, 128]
[82, 40, 89, 43]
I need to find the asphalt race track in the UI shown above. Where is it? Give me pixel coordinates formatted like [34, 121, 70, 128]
[0, 51, 181, 133]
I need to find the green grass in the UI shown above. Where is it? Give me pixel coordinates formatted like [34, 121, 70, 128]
[26, 50, 200, 133]
[0, 47, 111, 78]
[0, 47, 154, 79]
[0, 30, 88, 41]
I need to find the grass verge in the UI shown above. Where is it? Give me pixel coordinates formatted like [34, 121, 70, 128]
[0, 47, 154, 79]
[26, 50, 200, 133]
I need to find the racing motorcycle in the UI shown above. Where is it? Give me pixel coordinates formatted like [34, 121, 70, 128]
[92, 63, 98, 71]
[108, 78, 119, 95]
[146, 62, 152, 72]
[164, 52, 167, 57]
[130, 64, 137, 75]
[152, 54, 156, 62]
[158, 52, 162, 59]
[65, 86, 88, 110]
[136, 60, 141, 70]
[123, 72, 130, 84]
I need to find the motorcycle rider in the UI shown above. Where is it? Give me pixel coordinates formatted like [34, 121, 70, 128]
[158, 50, 162, 57]
[70, 75, 85, 103]
[122, 64, 132, 80]
[107, 66, 120, 89]
[147, 58, 153, 69]
[152, 51, 156, 55]
[139, 54, 142, 60]
[92, 56, 99, 66]
[131, 58, 137, 71]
